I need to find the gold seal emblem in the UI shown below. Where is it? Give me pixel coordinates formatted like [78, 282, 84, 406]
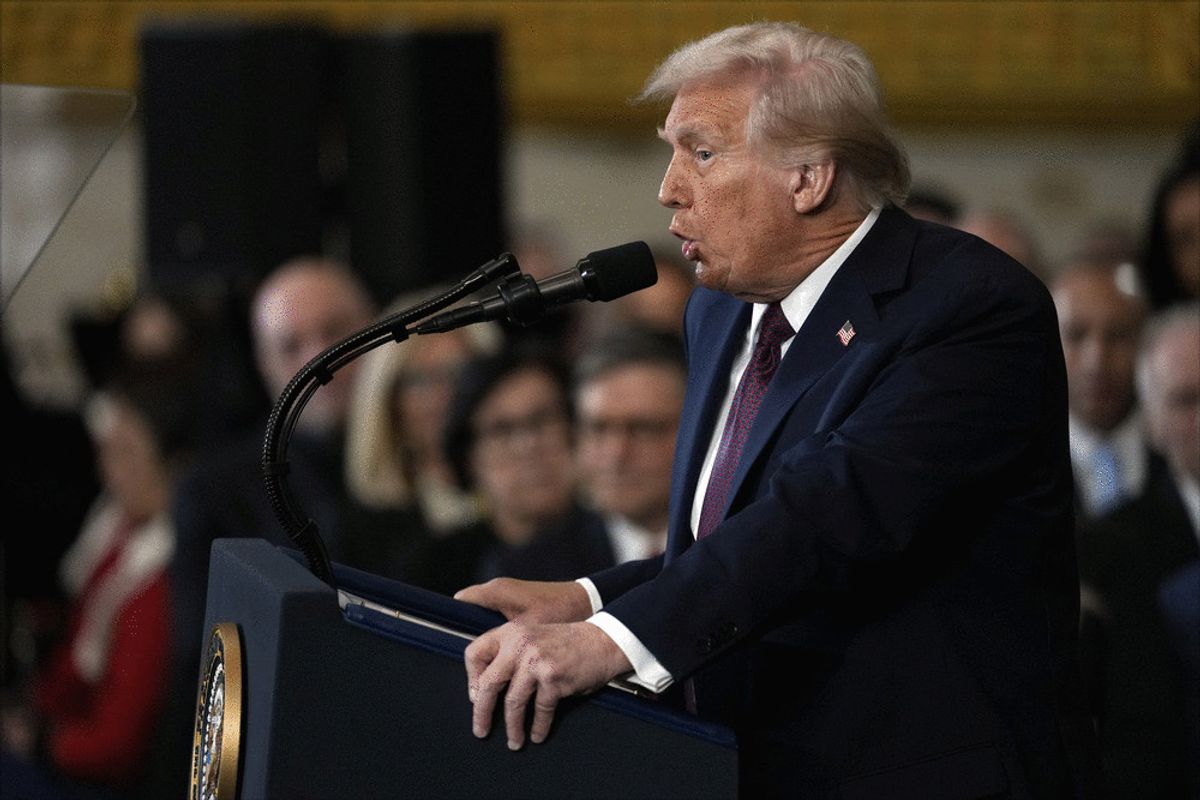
[190, 622, 244, 800]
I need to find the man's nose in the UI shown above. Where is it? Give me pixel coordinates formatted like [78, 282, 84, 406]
[598, 430, 633, 463]
[658, 154, 689, 209]
[581, 426, 626, 465]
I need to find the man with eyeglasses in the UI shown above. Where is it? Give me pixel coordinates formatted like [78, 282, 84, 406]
[574, 328, 686, 564]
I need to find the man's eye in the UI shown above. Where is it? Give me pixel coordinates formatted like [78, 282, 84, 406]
[696, 149, 714, 162]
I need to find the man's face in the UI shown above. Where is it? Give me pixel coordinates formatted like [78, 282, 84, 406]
[658, 78, 802, 302]
[576, 363, 683, 530]
[254, 266, 374, 433]
[1144, 323, 1200, 482]
[1053, 270, 1145, 432]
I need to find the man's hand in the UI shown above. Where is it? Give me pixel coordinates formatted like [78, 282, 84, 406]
[454, 578, 592, 624]
[464, 621, 631, 750]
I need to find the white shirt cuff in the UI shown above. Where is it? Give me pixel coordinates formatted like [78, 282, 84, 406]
[575, 577, 604, 615]
[586, 611, 674, 693]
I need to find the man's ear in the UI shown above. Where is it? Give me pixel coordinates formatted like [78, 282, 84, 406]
[790, 161, 837, 214]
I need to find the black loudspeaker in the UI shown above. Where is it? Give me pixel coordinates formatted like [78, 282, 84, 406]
[140, 24, 506, 304]
[340, 29, 507, 303]
[139, 22, 327, 292]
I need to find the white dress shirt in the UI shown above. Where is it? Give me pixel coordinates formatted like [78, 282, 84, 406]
[581, 207, 882, 691]
[1068, 412, 1148, 518]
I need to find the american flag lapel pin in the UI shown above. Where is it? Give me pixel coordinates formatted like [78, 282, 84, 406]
[837, 320, 856, 346]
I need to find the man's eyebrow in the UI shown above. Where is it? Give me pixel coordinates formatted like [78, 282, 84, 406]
[657, 124, 708, 146]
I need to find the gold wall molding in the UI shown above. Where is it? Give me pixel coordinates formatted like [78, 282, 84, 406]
[2, 1, 1197, 131]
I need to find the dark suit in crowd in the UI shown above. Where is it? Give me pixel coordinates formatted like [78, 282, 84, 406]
[422, 504, 615, 596]
[1078, 456, 1200, 799]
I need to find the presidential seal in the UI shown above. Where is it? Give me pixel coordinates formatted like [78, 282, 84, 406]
[190, 622, 244, 800]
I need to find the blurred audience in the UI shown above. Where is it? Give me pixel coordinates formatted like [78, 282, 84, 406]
[903, 185, 962, 226]
[157, 256, 416, 795]
[1137, 306, 1200, 527]
[2, 362, 196, 800]
[959, 206, 1047, 282]
[2, 342, 99, 689]
[169, 256, 382, 650]
[580, 249, 695, 341]
[574, 328, 686, 562]
[1077, 304, 1200, 799]
[170, 256, 403, 604]
[1050, 260, 1149, 519]
[344, 295, 502, 543]
[425, 348, 611, 594]
[1139, 156, 1200, 311]
[1069, 218, 1140, 266]
[610, 251, 694, 337]
[71, 287, 266, 444]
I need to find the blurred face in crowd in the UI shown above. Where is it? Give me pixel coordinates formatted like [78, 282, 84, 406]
[958, 210, 1040, 275]
[253, 261, 375, 434]
[122, 297, 187, 362]
[90, 396, 170, 523]
[393, 331, 473, 463]
[576, 363, 683, 532]
[658, 76, 816, 303]
[468, 367, 576, 543]
[1165, 177, 1200, 298]
[1142, 320, 1200, 482]
[1053, 268, 1146, 432]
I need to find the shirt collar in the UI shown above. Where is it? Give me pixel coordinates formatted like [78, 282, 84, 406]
[749, 206, 882, 339]
[1068, 411, 1143, 463]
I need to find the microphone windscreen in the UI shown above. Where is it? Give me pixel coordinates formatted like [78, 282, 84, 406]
[580, 241, 658, 301]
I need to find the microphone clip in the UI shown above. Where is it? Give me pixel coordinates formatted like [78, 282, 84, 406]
[495, 273, 546, 327]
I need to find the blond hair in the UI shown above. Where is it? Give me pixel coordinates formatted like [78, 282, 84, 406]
[344, 292, 502, 510]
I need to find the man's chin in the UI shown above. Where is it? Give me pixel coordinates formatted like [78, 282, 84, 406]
[693, 261, 723, 290]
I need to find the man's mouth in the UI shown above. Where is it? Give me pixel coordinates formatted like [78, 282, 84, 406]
[681, 239, 700, 262]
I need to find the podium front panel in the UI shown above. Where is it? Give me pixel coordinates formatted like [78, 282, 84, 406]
[199, 538, 737, 799]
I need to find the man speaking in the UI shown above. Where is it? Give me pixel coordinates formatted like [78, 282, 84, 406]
[457, 22, 1094, 796]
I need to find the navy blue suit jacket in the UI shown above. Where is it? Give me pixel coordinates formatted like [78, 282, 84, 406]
[588, 208, 1095, 797]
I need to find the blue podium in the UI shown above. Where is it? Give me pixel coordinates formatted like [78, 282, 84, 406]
[194, 538, 737, 799]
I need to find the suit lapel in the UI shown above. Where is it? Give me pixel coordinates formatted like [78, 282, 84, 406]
[721, 207, 918, 518]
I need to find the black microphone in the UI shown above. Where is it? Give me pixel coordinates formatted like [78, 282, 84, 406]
[414, 241, 657, 334]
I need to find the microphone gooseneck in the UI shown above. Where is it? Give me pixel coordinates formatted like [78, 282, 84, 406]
[261, 252, 519, 588]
